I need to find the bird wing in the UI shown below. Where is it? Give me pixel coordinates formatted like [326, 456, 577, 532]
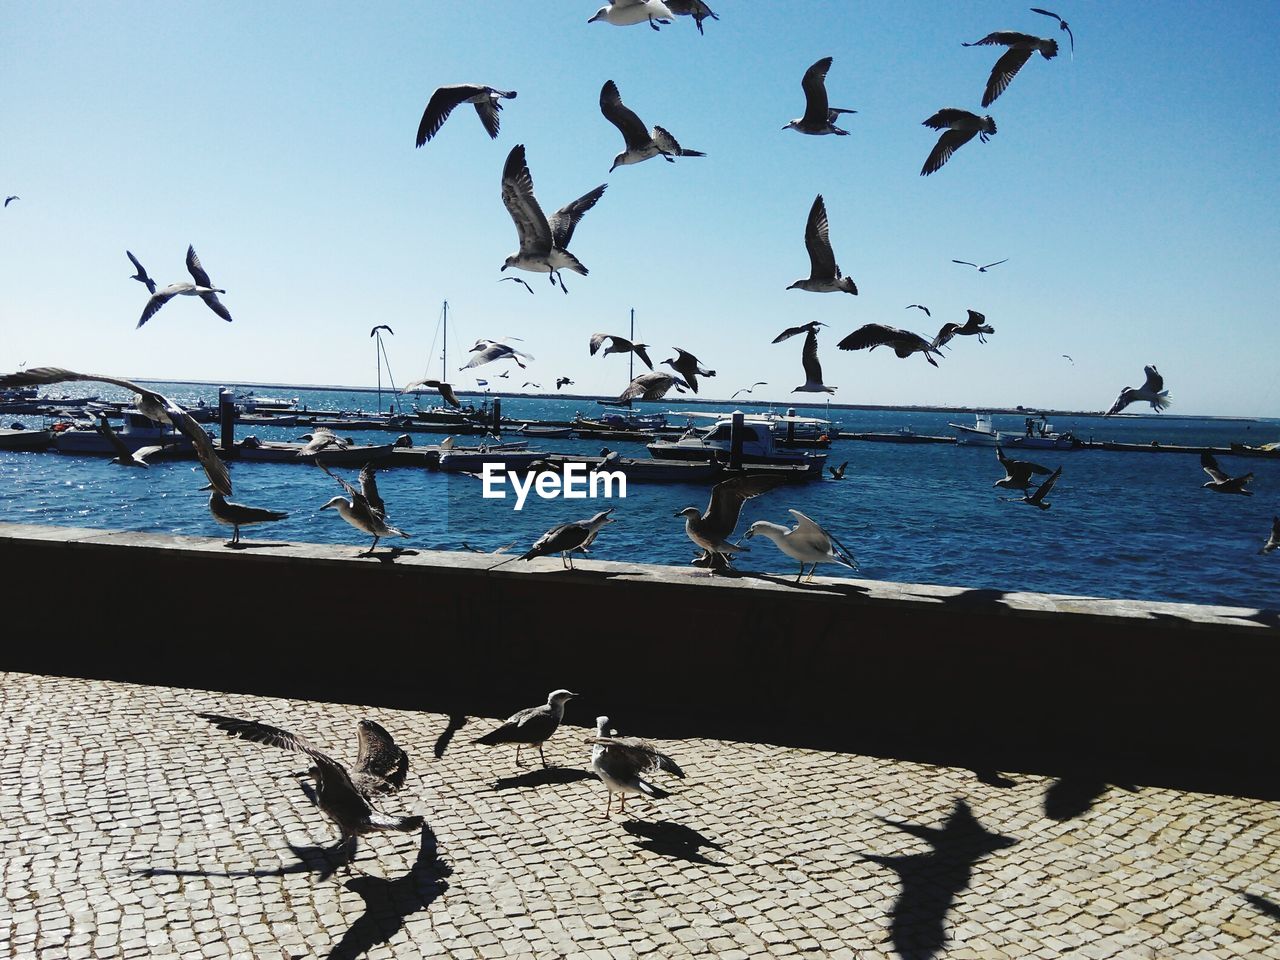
[137, 290, 177, 328]
[369, 324, 394, 337]
[416, 84, 479, 146]
[800, 57, 833, 126]
[772, 323, 811, 344]
[838, 324, 903, 351]
[320, 460, 362, 501]
[131, 444, 167, 464]
[1201, 452, 1230, 483]
[1029, 466, 1062, 503]
[599, 80, 652, 151]
[632, 344, 655, 370]
[126, 250, 151, 282]
[932, 323, 960, 351]
[473, 94, 502, 139]
[438, 382, 460, 408]
[923, 108, 977, 130]
[358, 463, 387, 519]
[704, 473, 787, 538]
[980, 260, 1008, 270]
[906, 304, 931, 317]
[952, 260, 979, 268]
[800, 327, 824, 385]
[982, 46, 1035, 107]
[199, 292, 234, 323]
[96, 415, 133, 459]
[197, 712, 330, 760]
[354, 719, 409, 792]
[502, 144, 552, 255]
[185, 245, 215, 288]
[1105, 389, 1133, 416]
[921, 128, 979, 176]
[1030, 6, 1073, 49]
[589, 333, 611, 356]
[618, 372, 671, 402]
[548, 184, 607, 251]
[1142, 366, 1164, 393]
[803, 194, 838, 280]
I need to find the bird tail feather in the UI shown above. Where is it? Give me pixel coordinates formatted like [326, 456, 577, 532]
[637, 779, 670, 799]
[370, 812, 424, 833]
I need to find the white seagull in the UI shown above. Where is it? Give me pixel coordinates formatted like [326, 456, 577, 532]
[96, 413, 167, 468]
[963, 31, 1059, 107]
[463, 338, 534, 370]
[500, 144, 607, 294]
[787, 195, 858, 295]
[415, 84, 517, 145]
[319, 462, 410, 554]
[784, 57, 856, 136]
[587, 0, 674, 30]
[1106, 365, 1171, 415]
[744, 509, 858, 583]
[600, 80, 705, 171]
[920, 109, 997, 176]
[1200, 453, 1253, 496]
[792, 327, 836, 395]
[588, 716, 685, 818]
[402, 378, 460, 408]
[676, 474, 786, 569]
[137, 245, 234, 328]
[616, 371, 687, 402]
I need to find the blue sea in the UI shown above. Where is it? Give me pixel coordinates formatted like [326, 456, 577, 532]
[2, 381, 1278, 611]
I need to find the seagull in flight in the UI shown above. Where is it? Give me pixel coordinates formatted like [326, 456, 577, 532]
[921, 109, 997, 176]
[1200, 453, 1253, 496]
[415, 85, 517, 146]
[905, 304, 931, 317]
[401, 378, 460, 408]
[664, 0, 717, 34]
[126, 251, 157, 294]
[617, 371, 686, 402]
[784, 57, 856, 136]
[744, 509, 858, 583]
[556, 377, 574, 390]
[297, 427, 352, 457]
[1261, 517, 1280, 554]
[319, 462, 410, 554]
[137, 245, 234, 328]
[1062, 355, 1074, 365]
[932, 310, 995, 349]
[994, 445, 1053, 491]
[1106, 365, 1170, 415]
[732, 382, 767, 399]
[829, 461, 849, 480]
[1005, 465, 1062, 509]
[96, 413, 167, 468]
[787, 195, 858, 295]
[463, 338, 534, 370]
[963, 31, 1059, 107]
[3, 196, 17, 207]
[677, 474, 787, 570]
[590, 333, 653, 371]
[600, 80, 705, 172]
[952, 258, 1008, 272]
[500, 144, 607, 294]
[772, 321, 826, 344]
[663, 348, 715, 394]
[588, 0, 674, 30]
[838, 324, 943, 366]
[792, 327, 836, 395]
[1030, 8, 1075, 56]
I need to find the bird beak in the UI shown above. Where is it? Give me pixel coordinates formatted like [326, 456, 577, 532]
[500, 263, 508, 272]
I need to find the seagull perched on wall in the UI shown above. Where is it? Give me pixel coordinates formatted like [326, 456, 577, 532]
[501, 144, 607, 294]
[126, 251, 157, 294]
[1200, 452, 1254, 496]
[600, 80, 705, 172]
[197, 713, 418, 860]
[463, 338, 534, 370]
[993, 445, 1053, 491]
[787, 195, 858, 295]
[676, 474, 787, 570]
[402, 378, 460, 408]
[474, 689, 578, 768]
[617, 371, 687, 402]
[415, 84, 517, 145]
[663, 348, 715, 394]
[838, 324, 943, 366]
[784, 57, 856, 136]
[205, 489, 289, 547]
[1106, 365, 1170, 415]
[587, 0, 673, 30]
[920, 109, 997, 176]
[933, 310, 995, 349]
[744, 509, 858, 583]
[588, 716, 685, 818]
[963, 31, 1059, 106]
[590, 333, 653, 371]
[137, 245, 234, 328]
[1030, 8, 1074, 56]
[494, 509, 616, 571]
[1005, 465, 1062, 509]
[319, 462, 410, 554]
[0, 367, 231, 495]
[664, 0, 717, 33]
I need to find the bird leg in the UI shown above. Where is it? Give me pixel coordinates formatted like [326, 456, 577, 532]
[515, 744, 526, 767]
[602, 791, 614, 819]
[361, 535, 381, 557]
[805, 564, 818, 583]
[795, 563, 804, 584]
[539, 743, 549, 769]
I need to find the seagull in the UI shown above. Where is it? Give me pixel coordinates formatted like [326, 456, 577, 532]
[1261, 517, 1280, 554]
[495, 509, 616, 571]
[920, 110, 997, 176]
[906, 304, 932, 317]
[474, 690, 578, 768]
[829, 461, 849, 480]
[932, 310, 995, 349]
[197, 713, 419, 859]
[126, 251, 157, 294]
[319, 462, 410, 554]
[663, 348, 715, 394]
[1006, 465, 1062, 509]
[732, 382, 768, 399]
[500, 144, 607, 294]
[206, 490, 288, 546]
[1106, 365, 1171, 415]
[369, 324, 394, 337]
[786, 195, 858, 295]
[500, 276, 535, 295]
[784, 57, 856, 136]
[402, 378, 460, 408]
[773, 321, 826, 344]
[463, 339, 534, 370]
[588, 716, 685, 818]
[556, 377, 574, 390]
[837, 324, 943, 366]
[498, 370, 511, 379]
[792, 327, 836, 394]
[617, 371, 686, 402]
[744, 509, 858, 583]
[4, 196, 17, 207]
[994, 445, 1053, 491]
[600, 80, 706, 172]
[1062, 354, 1074, 365]
[1200, 452, 1253, 496]
[676, 474, 787, 569]
[296, 427, 352, 457]
[664, 0, 717, 33]
[415, 85, 517, 146]
[137, 245, 233, 328]
[590, 334, 654, 371]
[522, 382, 542, 390]
[1030, 8, 1075, 56]
[96, 413, 167, 468]
[587, 0, 674, 30]
[952, 258, 1008, 272]
[0, 367, 230, 495]
[963, 31, 1059, 107]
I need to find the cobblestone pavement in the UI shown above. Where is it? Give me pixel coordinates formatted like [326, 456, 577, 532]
[1, 672, 1278, 960]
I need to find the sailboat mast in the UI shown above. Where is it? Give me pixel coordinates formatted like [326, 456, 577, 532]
[442, 300, 448, 381]
[629, 307, 635, 384]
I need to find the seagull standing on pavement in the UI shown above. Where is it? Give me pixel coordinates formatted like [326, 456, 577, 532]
[588, 716, 685, 817]
[137, 245, 234, 328]
[416, 84, 517, 145]
[600, 80, 705, 172]
[784, 57, 856, 135]
[744, 510, 858, 583]
[494, 509, 616, 571]
[474, 690, 578, 768]
[206, 490, 289, 547]
[787, 195, 858, 295]
[920, 110, 997, 176]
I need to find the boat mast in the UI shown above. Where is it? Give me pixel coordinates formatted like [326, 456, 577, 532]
[629, 307, 635, 384]
[441, 300, 448, 381]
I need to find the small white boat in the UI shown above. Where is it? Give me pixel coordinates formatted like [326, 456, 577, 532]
[647, 415, 827, 470]
[949, 413, 1000, 446]
[53, 411, 189, 455]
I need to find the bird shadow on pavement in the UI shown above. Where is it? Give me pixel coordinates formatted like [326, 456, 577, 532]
[969, 767, 1017, 788]
[622, 819, 725, 865]
[941, 588, 1010, 608]
[1043, 776, 1138, 821]
[222, 541, 292, 551]
[491, 767, 598, 791]
[370, 547, 419, 565]
[433, 714, 468, 759]
[860, 799, 1018, 960]
[323, 825, 452, 960]
[742, 572, 869, 596]
[134, 839, 358, 884]
[1242, 892, 1280, 922]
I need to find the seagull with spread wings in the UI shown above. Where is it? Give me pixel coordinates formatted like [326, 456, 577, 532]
[588, 715, 685, 818]
[664, 0, 717, 33]
[401, 378, 460, 408]
[500, 144, 606, 294]
[415, 84, 517, 146]
[296, 427, 352, 458]
[784, 57, 856, 136]
[1106, 365, 1171, 415]
[96, 413, 168, 468]
[463, 338, 534, 370]
[791, 326, 836, 395]
[600, 80, 705, 171]
[952, 258, 1008, 272]
[1030, 8, 1075, 56]
[126, 251, 157, 294]
[1200, 452, 1254, 496]
[590, 333, 653, 371]
[1005, 465, 1062, 509]
[617, 371, 686, 402]
[1261, 517, 1280, 555]
[663, 348, 715, 394]
[676, 474, 787, 569]
[587, 0, 674, 30]
[137, 245, 234, 328]
[932, 310, 995, 349]
[744, 509, 858, 583]
[0, 367, 230, 494]
[732, 382, 768, 399]
[838, 324, 943, 366]
[319, 462, 409, 554]
[993, 445, 1053, 491]
[920, 110, 997, 176]
[787, 195, 858, 295]
[963, 31, 1059, 106]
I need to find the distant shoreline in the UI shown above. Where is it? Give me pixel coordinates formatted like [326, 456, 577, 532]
[130, 377, 1265, 423]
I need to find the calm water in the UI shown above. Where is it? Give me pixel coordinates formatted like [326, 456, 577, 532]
[3, 381, 1278, 611]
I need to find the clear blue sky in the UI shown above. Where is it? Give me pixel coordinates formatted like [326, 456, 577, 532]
[2, 2, 1278, 414]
